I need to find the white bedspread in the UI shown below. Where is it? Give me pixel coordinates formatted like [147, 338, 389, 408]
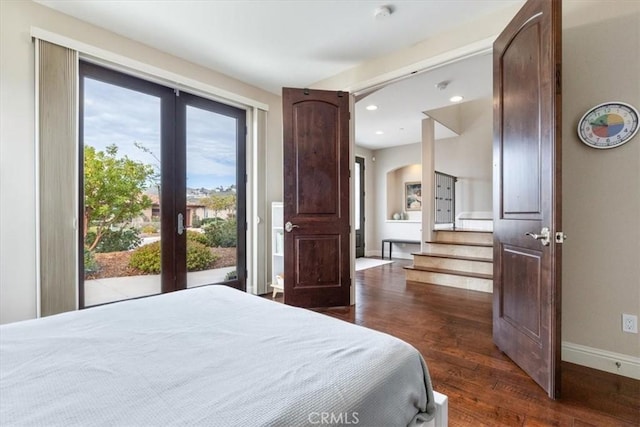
[1, 286, 436, 426]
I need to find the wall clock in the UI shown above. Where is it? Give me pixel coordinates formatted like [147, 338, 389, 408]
[577, 102, 639, 149]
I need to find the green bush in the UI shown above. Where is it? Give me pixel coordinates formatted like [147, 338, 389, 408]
[129, 241, 161, 274]
[187, 230, 209, 246]
[203, 218, 237, 248]
[141, 224, 158, 234]
[191, 214, 202, 229]
[200, 217, 222, 226]
[129, 240, 218, 274]
[84, 248, 98, 274]
[187, 241, 217, 271]
[85, 227, 141, 253]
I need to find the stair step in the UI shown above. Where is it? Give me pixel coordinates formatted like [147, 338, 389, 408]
[412, 253, 493, 275]
[404, 265, 492, 280]
[412, 252, 492, 263]
[431, 240, 492, 247]
[434, 229, 493, 245]
[424, 242, 493, 259]
[404, 266, 493, 293]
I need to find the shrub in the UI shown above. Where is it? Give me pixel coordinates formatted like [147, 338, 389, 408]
[84, 248, 98, 274]
[187, 230, 209, 246]
[187, 241, 217, 271]
[200, 217, 222, 226]
[129, 241, 161, 274]
[128, 240, 218, 274]
[203, 218, 237, 248]
[191, 214, 202, 229]
[141, 224, 158, 234]
[85, 227, 141, 253]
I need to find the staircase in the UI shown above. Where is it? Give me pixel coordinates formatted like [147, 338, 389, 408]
[404, 229, 493, 293]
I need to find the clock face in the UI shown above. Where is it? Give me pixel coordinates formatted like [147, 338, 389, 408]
[578, 102, 639, 149]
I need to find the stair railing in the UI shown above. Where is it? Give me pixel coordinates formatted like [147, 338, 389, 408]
[434, 171, 457, 229]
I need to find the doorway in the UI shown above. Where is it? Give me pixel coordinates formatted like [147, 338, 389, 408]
[79, 62, 246, 307]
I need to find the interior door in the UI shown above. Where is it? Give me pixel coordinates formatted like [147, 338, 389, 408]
[493, 0, 562, 398]
[355, 156, 365, 258]
[282, 88, 351, 308]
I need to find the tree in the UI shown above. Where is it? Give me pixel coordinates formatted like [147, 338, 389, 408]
[204, 193, 236, 218]
[84, 144, 154, 251]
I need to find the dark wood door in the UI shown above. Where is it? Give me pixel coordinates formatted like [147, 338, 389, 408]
[355, 156, 365, 258]
[493, 0, 562, 398]
[282, 88, 351, 308]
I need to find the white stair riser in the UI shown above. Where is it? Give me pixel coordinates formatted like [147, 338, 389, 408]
[413, 256, 493, 275]
[435, 231, 493, 245]
[424, 243, 493, 259]
[405, 270, 493, 293]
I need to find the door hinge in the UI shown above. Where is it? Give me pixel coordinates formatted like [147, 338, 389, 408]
[555, 231, 567, 244]
[174, 88, 180, 96]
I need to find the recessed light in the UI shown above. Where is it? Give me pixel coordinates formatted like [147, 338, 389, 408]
[450, 95, 464, 103]
[366, 104, 378, 111]
[375, 130, 384, 135]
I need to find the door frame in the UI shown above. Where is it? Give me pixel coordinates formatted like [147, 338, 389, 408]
[354, 156, 366, 258]
[78, 61, 247, 307]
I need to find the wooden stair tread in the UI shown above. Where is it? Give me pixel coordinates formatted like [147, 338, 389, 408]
[411, 252, 493, 263]
[433, 228, 493, 233]
[428, 240, 493, 248]
[404, 265, 493, 280]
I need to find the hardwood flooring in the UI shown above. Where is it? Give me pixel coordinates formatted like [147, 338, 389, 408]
[274, 258, 640, 426]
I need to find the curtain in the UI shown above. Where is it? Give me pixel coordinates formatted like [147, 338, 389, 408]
[36, 39, 78, 316]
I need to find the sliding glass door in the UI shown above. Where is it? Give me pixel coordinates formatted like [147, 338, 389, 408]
[79, 62, 245, 308]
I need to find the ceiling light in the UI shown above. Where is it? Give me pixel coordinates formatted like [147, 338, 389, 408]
[375, 130, 384, 135]
[449, 95, 464, 103]
[366, 105, 378, 111]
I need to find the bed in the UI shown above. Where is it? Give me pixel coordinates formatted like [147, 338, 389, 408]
[0, 285, 446, 426]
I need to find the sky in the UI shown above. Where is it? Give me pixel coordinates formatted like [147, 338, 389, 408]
[83, 77, 238, 190]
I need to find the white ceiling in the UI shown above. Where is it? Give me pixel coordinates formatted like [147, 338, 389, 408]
[36, 0, 523, 149]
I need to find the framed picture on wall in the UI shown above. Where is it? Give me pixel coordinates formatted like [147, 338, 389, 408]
[405, 181, 422, 211]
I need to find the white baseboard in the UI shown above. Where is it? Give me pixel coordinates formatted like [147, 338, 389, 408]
[562, 341, 640, 380]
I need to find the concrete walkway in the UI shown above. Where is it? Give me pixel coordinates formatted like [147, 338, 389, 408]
[84, 267, 236, 306]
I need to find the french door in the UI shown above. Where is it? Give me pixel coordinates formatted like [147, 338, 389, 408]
[79, 62, 246, 308]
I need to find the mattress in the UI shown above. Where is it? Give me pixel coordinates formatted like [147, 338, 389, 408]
[1, 285, 437, 426]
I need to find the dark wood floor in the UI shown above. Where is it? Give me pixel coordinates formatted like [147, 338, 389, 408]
[276, 259, 640, 426]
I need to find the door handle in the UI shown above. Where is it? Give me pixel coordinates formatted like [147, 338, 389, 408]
[177, 213, 185, 235]
[285, 221, 299, 233]
[525, 227, 550, 246]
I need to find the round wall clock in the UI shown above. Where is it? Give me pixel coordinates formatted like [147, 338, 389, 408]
[577, 102, 639, 149]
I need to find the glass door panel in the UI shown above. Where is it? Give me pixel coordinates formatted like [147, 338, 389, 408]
[185, 105, 238, 288]
[82, 76, 163, 306]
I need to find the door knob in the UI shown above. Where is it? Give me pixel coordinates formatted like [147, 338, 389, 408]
[525, 227, 550, 246]
[285, 221, 299, 232]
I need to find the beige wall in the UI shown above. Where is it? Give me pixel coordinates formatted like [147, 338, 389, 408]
[370, 143, 423, 259]
[0, 0, 282, 323]
[562, 4, 640, 360]
[435, 97, 493, 218]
